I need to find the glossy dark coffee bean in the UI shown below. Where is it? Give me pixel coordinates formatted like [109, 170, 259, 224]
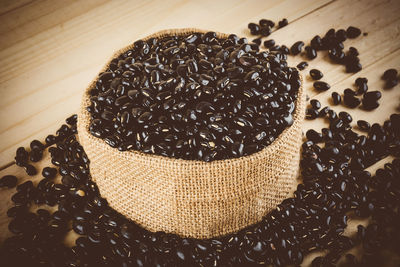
[30, 140, 44, 151]
[310, 99, 321, 110]
[263, 39, 275, 48]
[24, 164, 37, 176]
[42, 167, 58, 179]
[66, 114, 78, 126]
[355, 77, 368, 95]
[306, 108, 319, 120]
[305, 46, 317, 60]
[357, 120, 371, 131]
[331, 92, 341, 105]
[0, 175, 18, 188]
[29, 148, 43, 162]
[252, 38, 261, 46]
[297, 61, 308, 70]
[278, 18, 288, 28]
[309, 69, 323, 80]
[313, 81, 330, 91]
[248, 23, 260, 35]
[290, 41, 304, 55]
[346, 26, 361, 38]
[343, 94, 361, 108]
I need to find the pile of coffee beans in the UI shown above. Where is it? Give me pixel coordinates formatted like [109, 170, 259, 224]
[87, 32, 301, 161]
[1, 108, 399, 266]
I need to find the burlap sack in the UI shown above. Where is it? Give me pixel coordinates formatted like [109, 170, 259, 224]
[77, 28, 305, 239]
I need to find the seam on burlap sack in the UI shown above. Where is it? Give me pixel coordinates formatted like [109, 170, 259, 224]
[77, 28, 306, 239]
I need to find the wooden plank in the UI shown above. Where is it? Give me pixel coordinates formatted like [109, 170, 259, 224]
[0, 0, 331, 167]
[0, 0, 109, 50]
[0, 0, 34, 16]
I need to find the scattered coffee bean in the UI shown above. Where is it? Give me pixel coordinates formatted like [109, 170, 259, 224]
[42, 167, 58, 179]
[331, 92, 341, 105]
[278, 18, 288, 28]
[263, 39, 275, 48]
[346, 26, 362, 38]
[0, 175, 18, 188]
[297, 61, 308, 70]
[313, 81, 330, 91]
[291, 41, 305, 55]
[343, 93, 361, 108]
[309, 69, 323, 80]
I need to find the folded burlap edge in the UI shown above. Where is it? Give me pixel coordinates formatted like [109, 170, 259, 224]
[77, 28, 306, 239]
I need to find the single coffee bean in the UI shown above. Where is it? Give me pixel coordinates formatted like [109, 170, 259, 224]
[297, 61, 308, 70]
[0, 175, 18, 188]
[278, 18, 288, 28]
[290, 41, 304, 55]
[331, 92, 341, 105]
[346, 26, 361, 38]
[305, 46, 317, 59]
[357, 120, 371, 131]
[309, 69, 323, 80]
[42, 167, 58, 179]
[343, 94, 361, 108]
[263, 39, 275, 48]
[313, 81, 330, 91]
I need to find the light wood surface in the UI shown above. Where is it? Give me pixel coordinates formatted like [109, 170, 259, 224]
[0, 0, 399, 265]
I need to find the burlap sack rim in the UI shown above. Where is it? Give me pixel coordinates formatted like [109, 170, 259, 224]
[78, 28, 305, 168]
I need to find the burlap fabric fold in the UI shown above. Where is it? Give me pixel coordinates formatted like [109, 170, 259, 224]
[77, 28, 305, 239]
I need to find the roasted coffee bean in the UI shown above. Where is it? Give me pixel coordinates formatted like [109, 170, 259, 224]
[297, 61, 308, 70]
[305, 46, 317, 60]
[278, 18, 288, 28]
[263, 39, 275, 48]
[252, 38, 262, 46]
[310, 99, 321, 110]
[357, 120, 371, 131]
[248, 23, 260, 35]
[42, 167, 58, 179]
[66, 114, 78, 126]
[290, 41, 304, 55]
[331, 92, 341, 105]
[309, 69, 323, 80]
[306, 108, 319, 120]
[355, 77, 368, 95]
[343, 94, 361, 108]
[346, 26, 362, 38]
[259, 19, 275, 28]
[30, 140, 44, 151]
[313, 81, 330, 91]
[24, 164, 37, 176]
[0, 175, 18, 188]
[29, 148, 43, 162]
[382, 68, 398, 81]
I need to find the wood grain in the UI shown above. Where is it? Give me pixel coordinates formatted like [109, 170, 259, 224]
[0, 0, 400, 265]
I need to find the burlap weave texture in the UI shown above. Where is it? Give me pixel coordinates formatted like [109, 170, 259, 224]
[77, 28, 305, 239]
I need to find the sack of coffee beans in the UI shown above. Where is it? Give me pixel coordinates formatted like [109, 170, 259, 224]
[77, 28, 305, 239]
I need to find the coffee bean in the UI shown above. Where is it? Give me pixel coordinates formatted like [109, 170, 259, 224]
[248, 23, 260, 35]
[346, 26, 361, 38]
[297, 61, 308, 70]
[290, 41, 304, 55]
[0, 175, 18, 188]
[313, 81, 330, 91]
[382, 68, 398, 81]
[42, 167, 58, 179]
[357, 120, 370, 131]
[331, 92, 341, 105]
[263, 39, 275, 48]
[278, 18, 288, 28]
[305, 46, 317, 60]
[309, 69, 323, 80]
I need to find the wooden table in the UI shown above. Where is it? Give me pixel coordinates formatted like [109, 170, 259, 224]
[0, 0, 399, 265]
